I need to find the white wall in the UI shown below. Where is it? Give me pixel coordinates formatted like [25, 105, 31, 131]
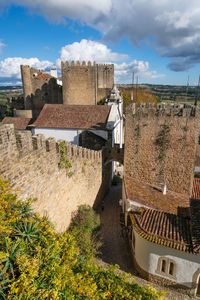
[32, 128, 82, 145]
[134, 230, 200, 288]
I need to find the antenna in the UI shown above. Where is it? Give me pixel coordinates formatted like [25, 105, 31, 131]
[131, 71, 135, 102]
[135, 76, 138, 102]
[195, 75, 200, 106]
[186, 75, 189, 101]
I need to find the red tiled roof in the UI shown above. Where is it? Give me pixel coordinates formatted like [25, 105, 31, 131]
[191, 178, 200, 199]
[130, 208, 195, 253]
[36, 72, 53, 81]
[124, 176, 189, 215]
[32, 104, 111, 130]
[190, 199, 200, 253]
[2, 117, 32, 130]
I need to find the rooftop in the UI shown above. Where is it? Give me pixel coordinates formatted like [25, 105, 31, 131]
[32, 104, 111, 130]
[130, 207, 196, 253]
[192, 178, 200, 199]
[124, 176, 189, 215]
[2, 117, 32, 130]
[190, 199, 200, 253]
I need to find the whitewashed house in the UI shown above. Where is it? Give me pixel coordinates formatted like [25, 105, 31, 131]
[106, 85, 123, 149]
[30, 104, 121, 150]
[122, 177, 200, 296]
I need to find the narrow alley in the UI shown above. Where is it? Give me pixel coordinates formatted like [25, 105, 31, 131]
[100, 184, 134, 274]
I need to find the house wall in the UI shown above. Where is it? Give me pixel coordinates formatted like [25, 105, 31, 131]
[124, 104, 200, 196]
[0, 124, 103, 232]
[32, 127, 82, 145]
[133, 230, 200, 291]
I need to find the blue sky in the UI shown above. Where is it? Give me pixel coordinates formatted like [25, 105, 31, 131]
[0, 1, 200, 85]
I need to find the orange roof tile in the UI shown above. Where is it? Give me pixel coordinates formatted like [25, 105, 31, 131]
[2, 117, 32, 130]
[32, 104, 111, 130]
[124, 177, 189, 215]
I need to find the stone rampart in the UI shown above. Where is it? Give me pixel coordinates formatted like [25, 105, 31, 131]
[124, 104, 200, 196]
[0, 124, 102, 231]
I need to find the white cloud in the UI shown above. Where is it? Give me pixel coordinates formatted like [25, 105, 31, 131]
[58, 39, 128, 65]
[2, 0, 199, 71]
[115, 60, 164, 83]
[0, 57, 53, 79]
[0, 40, 163, 84]
[1, 0, 112, 22]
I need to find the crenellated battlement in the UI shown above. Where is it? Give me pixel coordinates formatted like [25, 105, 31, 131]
[61, 60, 96, 67]
[0, 124, 103, 232]
[131, 103, 198, 118]
[0, 124, 101, 174]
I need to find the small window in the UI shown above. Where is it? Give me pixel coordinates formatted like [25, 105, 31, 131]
[169, 262, 174, 276]
[161, 260, 166, 272]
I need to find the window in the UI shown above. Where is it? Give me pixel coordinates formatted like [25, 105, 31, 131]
[161, 259, 166, 272]
[169, 262, 174, 276]
[156, 257, 176, 279]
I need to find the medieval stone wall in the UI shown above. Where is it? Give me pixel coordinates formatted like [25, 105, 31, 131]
[0, 124, 103, 232]
[61, 61, 114, 105]
[21, 65, 62, 118]
[124, 104, 199, 196]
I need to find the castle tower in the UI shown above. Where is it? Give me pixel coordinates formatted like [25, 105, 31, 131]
[61, 61, 114, 105]
[124, 104, 199, 196]
[20, 65, 33, 110]
[20, 65, 62, 118]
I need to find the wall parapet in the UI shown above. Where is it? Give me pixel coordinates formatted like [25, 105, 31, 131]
[0, 124, 101, 174]
[131, 103, 198, 118]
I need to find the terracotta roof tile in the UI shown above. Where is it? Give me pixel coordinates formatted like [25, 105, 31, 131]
[2, 117, 32, 130]
[191, 178, 200, 199]
[190, 199, 200, 253]
[124, 176, 189, 215]
[32, 104, 111, 130]
[130, 208, 195, 253]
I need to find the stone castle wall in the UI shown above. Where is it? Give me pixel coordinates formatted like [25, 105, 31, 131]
[61, 61, 114, 105]
[21, 65, 62, 118]
[124, 104, 199, 196]
[0, 124, 103, 232]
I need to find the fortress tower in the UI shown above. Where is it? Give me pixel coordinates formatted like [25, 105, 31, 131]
[21, 65, 62, 118]
[61, 61, 114, 105]
[124, 104, 200, 196]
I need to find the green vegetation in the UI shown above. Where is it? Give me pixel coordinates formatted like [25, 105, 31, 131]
[0, 178, 165, 299]
[59, 141, 72, 175]
[120, 87, 158, 113]
[154, 125, 170, 161]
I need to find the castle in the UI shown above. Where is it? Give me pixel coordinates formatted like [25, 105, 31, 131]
[1, 58, 200, 297]
[20, 61, 114, 118]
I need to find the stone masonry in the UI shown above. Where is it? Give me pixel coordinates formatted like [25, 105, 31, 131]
[21, 65, 62, 118]
[61, 61, 114, 105]
[0, 124, 103, 232]
[124, 104, 200, 196]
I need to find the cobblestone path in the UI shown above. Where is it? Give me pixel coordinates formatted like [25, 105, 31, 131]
[100, 184, 134, 273]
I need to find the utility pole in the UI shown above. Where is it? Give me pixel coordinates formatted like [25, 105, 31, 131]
[131, 71, 134, 101]
[186, 75, 189, 102]
[135, 76, 138, 102]
[195, 75, 200, 106]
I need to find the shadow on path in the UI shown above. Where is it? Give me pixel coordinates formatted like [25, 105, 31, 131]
[99, 184, 135, 274]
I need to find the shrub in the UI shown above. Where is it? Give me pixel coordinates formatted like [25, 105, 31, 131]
[0, 178, 165, 299]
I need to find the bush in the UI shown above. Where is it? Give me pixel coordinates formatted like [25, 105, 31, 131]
[0, 178, 165, 299]
[68, 205, 101, 260]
